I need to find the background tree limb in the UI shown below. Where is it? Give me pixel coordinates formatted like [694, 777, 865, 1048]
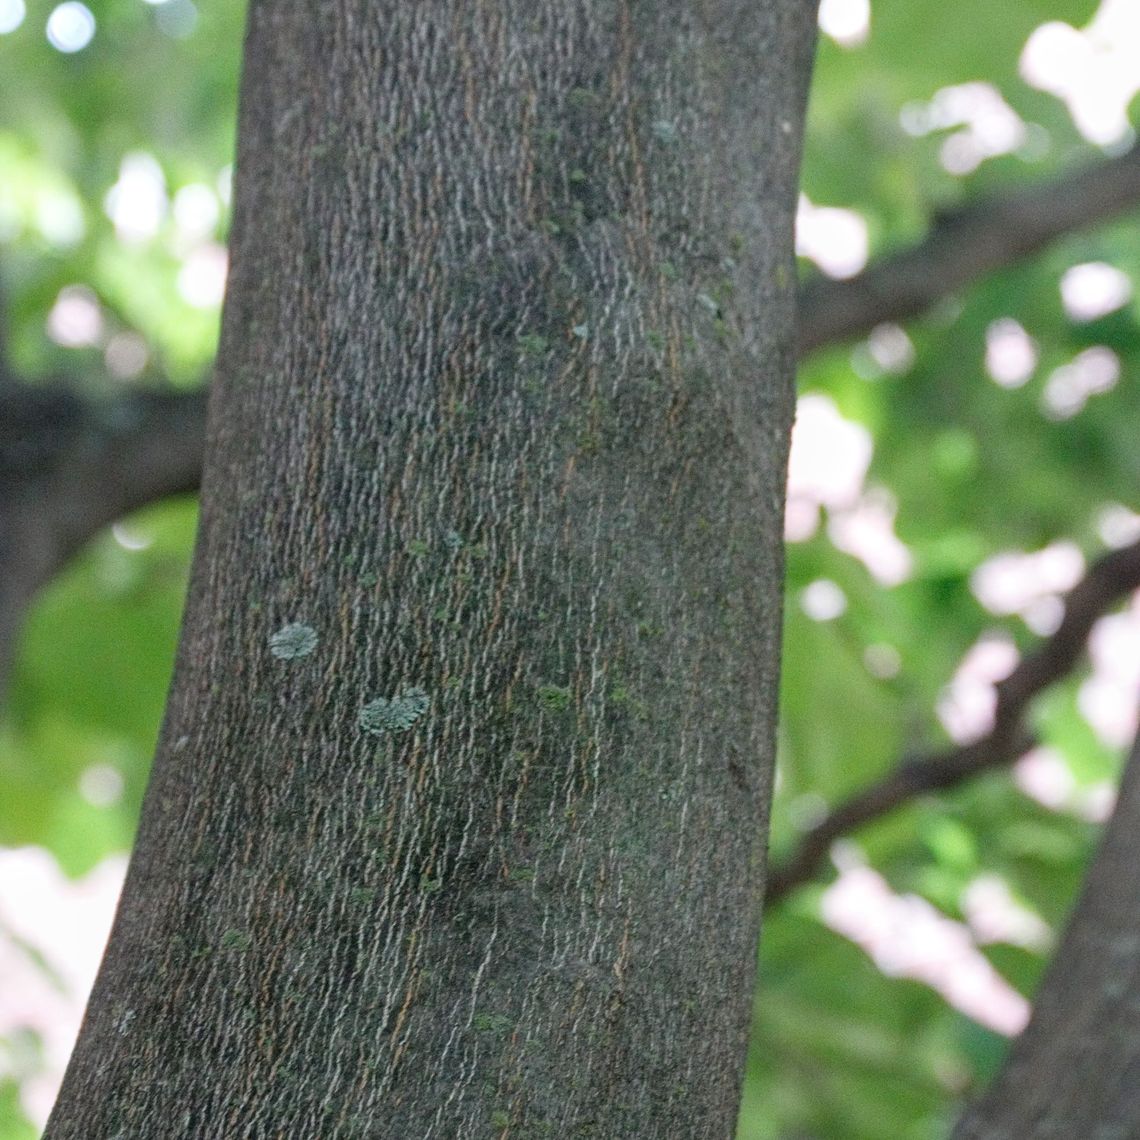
[0, 383, 208, 699]
[797, 140, 1140, 356]
[766, 537, 1140, 904]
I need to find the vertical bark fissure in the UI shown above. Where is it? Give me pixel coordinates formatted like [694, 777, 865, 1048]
[47, 3, 816, 1136]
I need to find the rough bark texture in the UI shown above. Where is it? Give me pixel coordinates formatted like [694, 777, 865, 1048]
[954, 729, 1140, 1138]
[46, 3, 816, 1137]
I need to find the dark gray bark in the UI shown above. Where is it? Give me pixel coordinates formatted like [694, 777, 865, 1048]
[45, 3, 816, 1137]
[954, 728, 1140, 1138]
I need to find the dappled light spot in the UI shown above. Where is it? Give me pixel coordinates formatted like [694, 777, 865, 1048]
[0, 0, 24, 35]
[153, 0, 198, 41]
[862, 322, 915, 375]
[172, 183, 220, 243]
[818, 0, 870, 48]
[1041, 346, 1119, 419]
[795, 194, 868, 279]
[177, 242, 227, 308]
[111, 522, 152, 553]
[1097, 504, 1140, 549]
[785, 393, 873, 541]
[799, 578, 847, 622]
[1079, 596, 1140, 748]
[971, 542, 1085, 618]
[46, 285, 102, 348]
[0, 847, 125, 1127]
[78, 763, 125, 808]
[34, 190, 84, 247]
[785, 394, 912, 590]
[1060, 261, 1132, 322]
[899, 83, 1026, 175]
[104, 331, 149, 380]
[961, 874, 1051, 952]
[827, 488, 913, 586]
[1013, 747, 1075, 810]
[937, 633, 1019, 744]
[45, 2, 94, 53]
[103, 152, 167, 244]
[864, 642, 902, 679]
[111, 522, 152, 551]
[820, 852, 1031, 1036]
[216, 165, 233, 206]
[984, 318, 1037, 388]
[1014, 747, 1118, 823]
[1021, 2, 1140, 147]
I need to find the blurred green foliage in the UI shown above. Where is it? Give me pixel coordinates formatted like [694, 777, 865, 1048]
[0, 1, 1138, 1136]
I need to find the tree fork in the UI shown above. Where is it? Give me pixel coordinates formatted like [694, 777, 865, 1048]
[46, 3, 816, 1136]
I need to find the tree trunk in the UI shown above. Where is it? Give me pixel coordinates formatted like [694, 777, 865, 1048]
[954, 727, 1140, 1137]
[45, 3, 816, 1136]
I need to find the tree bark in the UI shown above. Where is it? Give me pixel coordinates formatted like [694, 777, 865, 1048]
[45, 3, 816, 1136]
[954, 727, 1140, 1137]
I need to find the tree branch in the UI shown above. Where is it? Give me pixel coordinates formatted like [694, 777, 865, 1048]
[797, 140, 1140, 356]
[765, 537, 1140, 904]
[0, 382, 208, 700]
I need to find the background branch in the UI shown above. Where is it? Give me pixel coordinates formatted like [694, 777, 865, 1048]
[797, 140, 1140, 356]
[766, 537, 1140, 904]
[0, 382, 208, 701]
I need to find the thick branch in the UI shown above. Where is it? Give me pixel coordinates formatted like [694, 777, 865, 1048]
[766, 538, 1140, 904]
[0, 382, 208, 699]
[797, 141, 1140, 356]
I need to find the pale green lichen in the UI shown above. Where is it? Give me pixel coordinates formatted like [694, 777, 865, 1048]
[220, 929, 250, 951]
[359, 687, 430, 735]
[695, 291, 720, 316]
[474, 1012, 513, 1035]
[536, 684, 572, 713]
[268, 622, 319, 660]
